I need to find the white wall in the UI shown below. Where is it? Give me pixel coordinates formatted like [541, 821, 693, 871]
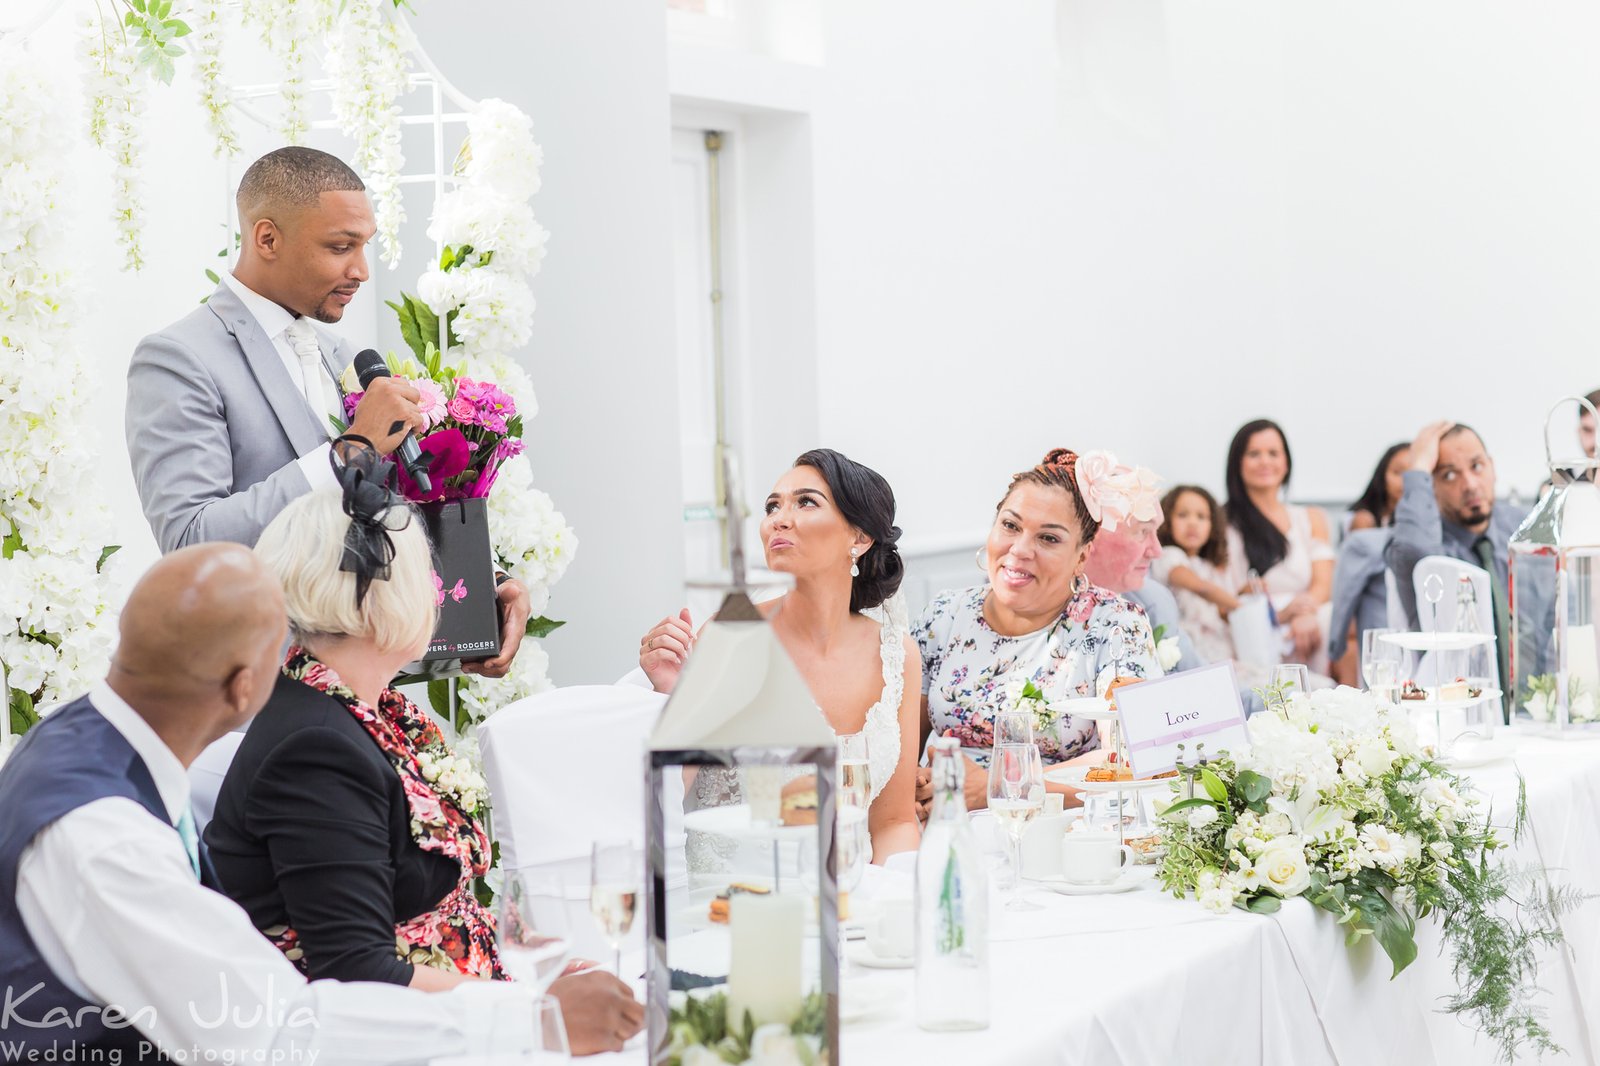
[801, 0, 1600, 554]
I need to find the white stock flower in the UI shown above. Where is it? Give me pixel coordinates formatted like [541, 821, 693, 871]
[1353, 737, 1397, 778]
[1155, 635, 1183, 671]
[1199, 883, 1237, 914]
[1257, 837, 1311, 897]
[462, 99, 544, 201]
[1187, 805, 1219, 830]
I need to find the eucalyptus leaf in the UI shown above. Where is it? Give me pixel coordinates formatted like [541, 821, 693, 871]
[1236, 769, 1272, 805]
[1244, 894, 1282, 915]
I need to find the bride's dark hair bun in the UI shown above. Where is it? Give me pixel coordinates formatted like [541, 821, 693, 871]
[792, 448, 903, 612]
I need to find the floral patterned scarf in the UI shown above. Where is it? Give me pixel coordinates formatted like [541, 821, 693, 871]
[274, 646, 503, 980]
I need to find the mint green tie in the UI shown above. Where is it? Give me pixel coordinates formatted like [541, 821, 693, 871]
[176, 806, 201, 881]
[1473, 537, 1513, 724]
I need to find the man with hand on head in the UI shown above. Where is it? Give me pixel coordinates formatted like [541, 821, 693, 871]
[1386, 421, 1551, 717]
[0, 543, 643, 1061]
[126, 145, 529, 678]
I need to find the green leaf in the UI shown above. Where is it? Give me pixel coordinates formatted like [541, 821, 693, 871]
[1235, 769, 1272, 806]
[130, 0, 146, 14]
[427, 679, 452, 720]
[10, 688, 39, 737]
[124, 11, 139, 28]
[168, 18, 191, 36]
[1200, 767, 1228, 804]
[387, 296, 435, 363]
[1158, 797, 1215, 816]
[1, 521, 23, 560]
[205, 268, 220, 284]
[1370, 898, 1419, 978]
[1244, 894, 1282, 915]
[96, 545, 121, 573]
[525, 616, 566, 639]
[327, 414, 349, 434]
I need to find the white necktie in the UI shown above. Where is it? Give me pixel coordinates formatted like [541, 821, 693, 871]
[284, 318, 337, 434]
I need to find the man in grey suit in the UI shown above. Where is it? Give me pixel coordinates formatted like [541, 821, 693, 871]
[1386, 420, 1551, 718]
[127, 147, 531, 677]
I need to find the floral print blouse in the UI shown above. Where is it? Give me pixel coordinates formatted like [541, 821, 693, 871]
[279, 647, 502, 980]
[913, 584, 1162, 767]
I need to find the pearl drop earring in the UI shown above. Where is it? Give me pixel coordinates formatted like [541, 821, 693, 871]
[850, 547, 859, 578]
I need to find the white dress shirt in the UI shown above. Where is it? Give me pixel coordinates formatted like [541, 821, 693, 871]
[219, 271, 340, 493]
[16, 685, 531, 1064]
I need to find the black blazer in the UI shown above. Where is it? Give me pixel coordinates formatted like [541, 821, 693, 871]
[206, 674, 458, 984]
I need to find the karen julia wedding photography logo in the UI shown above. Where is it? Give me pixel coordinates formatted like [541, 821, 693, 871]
[1, 973, 320, 1065]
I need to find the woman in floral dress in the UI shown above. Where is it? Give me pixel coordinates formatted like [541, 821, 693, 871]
[912, 449, 1162, 815]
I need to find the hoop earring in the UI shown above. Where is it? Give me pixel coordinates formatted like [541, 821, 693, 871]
[1071, 572, 1088, 594]
[850, 547, 860, 578]
[975, 547, 987, 572]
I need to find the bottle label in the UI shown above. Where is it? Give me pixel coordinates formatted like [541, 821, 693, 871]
[936, 844, 966, 956]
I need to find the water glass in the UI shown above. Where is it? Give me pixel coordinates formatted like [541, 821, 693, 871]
[1361, 628, 1401, 691]
[1271, 664, 1309, 702]
[498, 868, 571, 996]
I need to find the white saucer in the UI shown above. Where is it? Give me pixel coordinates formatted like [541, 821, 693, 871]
[841, 981, 903, 1023]
[1038, 872, 1142, 896]
[847, 942, 913, 970]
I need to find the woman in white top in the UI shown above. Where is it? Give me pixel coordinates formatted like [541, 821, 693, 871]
[638, 448, 921, 863]
[1222, 420, 1336, 674]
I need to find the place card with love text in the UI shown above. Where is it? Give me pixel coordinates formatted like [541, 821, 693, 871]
[1112, 661, 1249, 777]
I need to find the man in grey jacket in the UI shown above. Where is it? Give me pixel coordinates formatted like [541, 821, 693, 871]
[1385, 420, 1550, 717]
[127, 146, 530, 677]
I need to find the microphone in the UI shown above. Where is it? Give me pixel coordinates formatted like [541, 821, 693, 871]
[352, 349, 432, 494]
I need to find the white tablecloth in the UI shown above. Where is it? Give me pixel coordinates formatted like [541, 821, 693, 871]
[578, 728, 1600, 1066]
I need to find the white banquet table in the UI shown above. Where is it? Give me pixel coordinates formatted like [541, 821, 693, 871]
[571, 729, 1600, 1066]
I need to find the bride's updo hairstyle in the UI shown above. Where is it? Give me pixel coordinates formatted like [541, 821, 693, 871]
[793, 448, 904, 613]
[996, 447, 1102, 545]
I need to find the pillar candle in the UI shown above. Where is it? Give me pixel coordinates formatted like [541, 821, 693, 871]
[1567, 623, 1600, 690]
[725, 892, 804, 1029]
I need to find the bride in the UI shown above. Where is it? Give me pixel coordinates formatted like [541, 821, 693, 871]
[638, 448, 922, 862]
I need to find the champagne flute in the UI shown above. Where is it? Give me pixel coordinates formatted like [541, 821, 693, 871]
[838, 732, 872, 811]
[498, 868, 571, 996]
[987, 743, 1044, 912]
[588, 840, 639, 980]
[1366, 660, 1399, 708]
[1361, 628, 1400, 692]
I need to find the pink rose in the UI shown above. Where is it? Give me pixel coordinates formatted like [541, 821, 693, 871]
[446, 394, 477, 425]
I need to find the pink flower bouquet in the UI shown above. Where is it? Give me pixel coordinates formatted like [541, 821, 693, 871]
[343, 363, 526, 504]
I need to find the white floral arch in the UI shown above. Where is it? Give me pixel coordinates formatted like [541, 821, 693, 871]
[0, 0, 574, 760]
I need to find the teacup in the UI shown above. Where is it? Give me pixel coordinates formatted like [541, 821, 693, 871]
[1060, 831, 1135, 885]
[866, 898, 914, 960]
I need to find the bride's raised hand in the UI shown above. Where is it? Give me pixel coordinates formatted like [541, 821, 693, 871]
[640, 608, 696, 693]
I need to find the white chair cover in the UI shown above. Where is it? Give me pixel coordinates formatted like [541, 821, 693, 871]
[478, 682, 684, 878]
[1411, 555, 1497, 687]
[479, 685, 683, 964]
[188, 729, 245, 835]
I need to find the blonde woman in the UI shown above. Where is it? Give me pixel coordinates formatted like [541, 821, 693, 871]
[206, 450, 642, 1052]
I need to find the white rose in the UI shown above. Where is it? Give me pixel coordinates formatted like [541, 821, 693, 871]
[1187, 805, 1219, 830]
[1525, 689, 1552, 721]
[1354, 738, 1396, 777]
[748, 1025, 807, 1066]
[1156, 635, 1183, 671]
[1260, 812, 1293, 838]
[1257, 837, 1311, 897]
[681, 1046, 724, 1066]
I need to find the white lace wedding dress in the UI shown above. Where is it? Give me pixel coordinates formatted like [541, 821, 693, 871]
[685, 596, 908, 874]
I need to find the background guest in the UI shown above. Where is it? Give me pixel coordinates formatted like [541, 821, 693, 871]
[1153, 484, 1237, 665]
[1223, 419, 1335, 673]
[1, 543, 595, 1062]
[1348, 442, 1412, 531]
[912, 449, 1161, 818]
[638, 448, 921, 863]
[1386, 420, 1552, 719]
[1081, 467, 1201, 674]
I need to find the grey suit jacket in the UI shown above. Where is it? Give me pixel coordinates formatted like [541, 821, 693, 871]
[126, 282, 352, 552]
